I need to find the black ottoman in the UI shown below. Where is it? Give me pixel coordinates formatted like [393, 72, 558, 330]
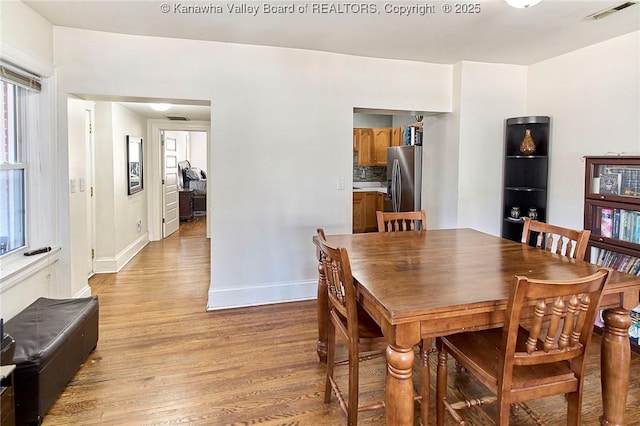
[5, 297, 99, 425]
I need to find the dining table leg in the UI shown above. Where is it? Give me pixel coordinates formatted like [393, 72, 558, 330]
[600, 308, 631, 426]
[386, 343, 416, 426]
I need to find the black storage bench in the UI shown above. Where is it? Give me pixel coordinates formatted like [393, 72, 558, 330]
[5, 296, 99, 425]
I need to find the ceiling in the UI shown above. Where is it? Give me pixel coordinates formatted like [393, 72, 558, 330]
[23, 0, 640, 119]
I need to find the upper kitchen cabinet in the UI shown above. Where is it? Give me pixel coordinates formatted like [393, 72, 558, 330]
[354, 128, 374, 165]
[354, 127, 397, 166]
[391, 126, 404, 148]
[372, 128, 391, 166]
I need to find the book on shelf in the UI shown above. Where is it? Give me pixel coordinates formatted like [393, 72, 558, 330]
[601, 208, 613, 238]
[594, 208, 640, 242]
[592, 247, 640, 276]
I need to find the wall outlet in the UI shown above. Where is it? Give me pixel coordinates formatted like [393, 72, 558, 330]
[136, 219, 142, 232]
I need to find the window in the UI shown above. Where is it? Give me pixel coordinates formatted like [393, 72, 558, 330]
[0, 81, 25, 256]
[0, 61, 42, 258]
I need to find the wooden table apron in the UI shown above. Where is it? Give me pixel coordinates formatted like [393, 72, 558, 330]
[313, 228, 640, 426]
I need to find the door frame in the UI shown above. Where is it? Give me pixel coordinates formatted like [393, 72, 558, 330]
[148, 119, 211, 241]
[85, 103, 96, 278]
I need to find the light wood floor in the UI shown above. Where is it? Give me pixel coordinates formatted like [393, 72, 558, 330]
[42, 217, 640, 425]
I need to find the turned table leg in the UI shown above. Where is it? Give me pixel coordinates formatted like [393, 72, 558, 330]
[600, 308, 631, 426]
[386, 344, 415, 426]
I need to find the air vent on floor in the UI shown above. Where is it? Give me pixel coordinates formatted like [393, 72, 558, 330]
[587, 1, 637, 20]
[166, 116, 190, 121]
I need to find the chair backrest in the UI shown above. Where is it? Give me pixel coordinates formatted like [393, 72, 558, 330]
[521, 217, 591, 260]
[501, 268, 610, 384]
[376, 210, 427, 232]
[316, 229, 359, 342]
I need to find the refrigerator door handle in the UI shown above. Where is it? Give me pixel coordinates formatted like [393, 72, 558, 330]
[392, 158, 401, 212]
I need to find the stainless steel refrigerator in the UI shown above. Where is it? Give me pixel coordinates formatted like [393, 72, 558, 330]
[385, 145, 423, 213]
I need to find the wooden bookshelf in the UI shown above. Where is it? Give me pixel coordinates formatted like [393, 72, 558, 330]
[584, 156, 640, 352]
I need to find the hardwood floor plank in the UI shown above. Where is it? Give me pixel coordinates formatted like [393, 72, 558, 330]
[40, 217, 640, 425]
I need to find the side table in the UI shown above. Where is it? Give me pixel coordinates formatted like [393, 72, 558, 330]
[1, 364, 15, 426]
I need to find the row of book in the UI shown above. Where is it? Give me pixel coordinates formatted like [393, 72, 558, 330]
[403, 125, 423, 146]
[596, 207, 640, 242]
[592, 247, 640, 275]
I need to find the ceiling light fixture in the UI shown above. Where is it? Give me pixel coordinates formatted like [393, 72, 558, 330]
[149, 103, 171, 112]
[505, 0, 541, 8]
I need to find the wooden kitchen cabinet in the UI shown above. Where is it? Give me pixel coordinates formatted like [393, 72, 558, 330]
[354, 125, 419, 166]
[354, 128, 374, 166]
[353, 191, 385, 233]
[372, 128, 391, 166]
[353, 192, 365, 232]
[391, 126, 404, 147]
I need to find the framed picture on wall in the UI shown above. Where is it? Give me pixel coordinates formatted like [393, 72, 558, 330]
[127, 135, 143, 195]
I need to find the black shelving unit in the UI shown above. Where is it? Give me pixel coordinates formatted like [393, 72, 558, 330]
[501, 116, 550, 242]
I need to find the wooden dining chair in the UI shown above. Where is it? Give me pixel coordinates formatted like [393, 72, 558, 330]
[435, 268, 611, 426]
[521, 217, 591, 260]
[316, 229, 388, 425]
[376, 210, 427, 232]
[316, 229, 427, 425]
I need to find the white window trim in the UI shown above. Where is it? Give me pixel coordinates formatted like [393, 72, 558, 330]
[0, 46, 57, 295]
[0, 247, 61, 292]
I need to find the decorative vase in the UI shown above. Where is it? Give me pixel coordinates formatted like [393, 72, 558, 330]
[519, 129, 536, 155]
[510, 206, 521, 220]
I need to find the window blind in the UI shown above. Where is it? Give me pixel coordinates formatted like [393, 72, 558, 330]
[0, 61, 41, 92]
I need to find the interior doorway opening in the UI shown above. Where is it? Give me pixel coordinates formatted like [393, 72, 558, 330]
[162, 130, 208, 238]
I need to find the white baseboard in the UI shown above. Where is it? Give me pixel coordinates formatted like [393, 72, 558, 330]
[74, 284, 92, 298]
[206, 279, 317, 311]
[94, 232, 149, 273]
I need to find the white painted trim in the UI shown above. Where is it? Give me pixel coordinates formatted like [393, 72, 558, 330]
[0, 247, 60, 293]
[74, 284, 92, 298]
[94, 232, 149, 273]
[0, 42, 54, 77]
[206, 280, 317, 311]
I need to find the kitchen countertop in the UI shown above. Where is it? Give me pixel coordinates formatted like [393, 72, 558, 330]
[353, 182, 387, 194]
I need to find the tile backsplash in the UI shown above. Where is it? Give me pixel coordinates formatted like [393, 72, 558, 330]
[354, 165, 386, 183]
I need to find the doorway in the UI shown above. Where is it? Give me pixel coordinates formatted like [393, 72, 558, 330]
[149, 120, 211, 241]
[162, 129, 209, 238]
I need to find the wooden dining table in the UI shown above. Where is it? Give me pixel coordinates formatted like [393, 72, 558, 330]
[313, 228, 640, 425]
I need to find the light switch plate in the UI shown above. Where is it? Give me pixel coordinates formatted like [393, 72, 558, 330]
[337, 177, 345, 190]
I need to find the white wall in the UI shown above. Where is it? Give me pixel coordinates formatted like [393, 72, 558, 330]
[188, 132, 207, 173]
[91, 102, 149, 273]
[527, 31, 640, 232]
[67, 97, 92, 297]
[0, 2, 57, 320]
[0, 1, 53, 66]
[456, 62, 528, 236]
[354, 114, 393, 128]
[51, 27, 452, 310]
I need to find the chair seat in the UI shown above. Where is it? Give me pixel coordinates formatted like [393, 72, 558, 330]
[442, 327, 579, 400]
